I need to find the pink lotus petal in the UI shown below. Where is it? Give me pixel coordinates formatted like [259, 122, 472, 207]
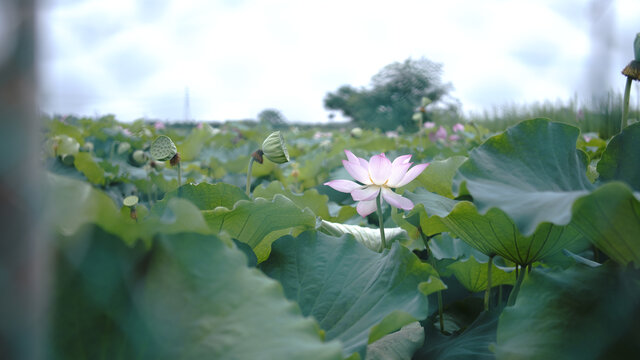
[368, 153, 392, 185]
[381, 188, 414, 210]
[449, 134, 460, 141]
[453, 123, 464, 133]
[343, 160, 372, 185]
[351, 186, 380, 201]
[424, 122, 435, 129]
[345, 150, 359, 164]
[435, 126, 447, 140]
[359, 158, 369, 168]
[324, 179, 361, 193]
[387, 162, 412, 188]
[356, 199, 377, 217]
[392, 154, 412, 166]
[395, 163, 429, 187]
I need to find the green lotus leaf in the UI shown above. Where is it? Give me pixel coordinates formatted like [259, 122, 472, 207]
[405, 189, 584, 265]
[202, 194, 316, 262]
[261, 231, 437, 359]
[413, 311, 499, 360]
[318, 219, 407, 252]
[496, 264, 640, 359]
[401, 156, 467, 198]
[366, 322, 424, 360]
[254, 181, 333, 220]
[46, 172, 211, 245]
[52, 225, 343, 360]
[453, 118, 594, 235]
[73, 152, 105, 185]
[161, 182, 249, 211]
[597, 121, 640, 190]
[447, 255, 516, 293]
[150, 135, 177, 162]
[570, 182, 640, 266]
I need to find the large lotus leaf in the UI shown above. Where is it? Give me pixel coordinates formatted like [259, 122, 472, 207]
[447, 256, 516, 293]
[202, 194, 316, 262]
[597, 121, 640, 189]
[318, 220, 407, 252]
[140, 231, 343, 360]
[453, 118, 594, 235]
[401, 156, 467, 198]
[571, 182, 640, 266]
[366, 322, 424, 360]
[52, 225, 342, 359]
[403, 190, 459, 236]
[496, 264, 640, 360]
[405, 189, 584, 265]
[161, 182, 249, 210]
[51, 225, 151, 359]
[260, 231, 438, 359]
[73, 152, 105, 185]
[254, 181, 355, 222]
[46, 172, 211, 245]
[413, 311, 499, 360]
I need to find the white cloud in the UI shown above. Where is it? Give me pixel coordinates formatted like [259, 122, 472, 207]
[38, 0, 639, 122]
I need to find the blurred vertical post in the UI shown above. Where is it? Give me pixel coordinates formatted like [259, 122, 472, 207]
[0, 0, 48, 359]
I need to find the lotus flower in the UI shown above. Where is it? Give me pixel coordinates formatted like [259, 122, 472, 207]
[325, 150, 429, 217]
[452, 123, 465, 133]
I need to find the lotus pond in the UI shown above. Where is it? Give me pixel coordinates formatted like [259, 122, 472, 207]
[44, 115, 640, 359]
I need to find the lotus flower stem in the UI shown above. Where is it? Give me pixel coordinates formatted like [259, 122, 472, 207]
[177, 162, 182, 189]
[507, 265, 527, 306]
[375, 192, 387, 250]
[484, 255, 494, 311]
[622, 77, 632, 130]
[246, 156, 255, 197]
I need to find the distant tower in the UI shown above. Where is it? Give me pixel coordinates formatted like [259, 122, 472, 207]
[183, 86, 191, 122]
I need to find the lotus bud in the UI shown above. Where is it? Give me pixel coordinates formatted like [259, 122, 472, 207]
[58, 135, 79, 156]
[131, 149, 147, 165]
[350, 127, 363, 138]
[117, 142, 131, 155]
[150, 135, 177, 162]
[261, 131, 289, 164]
[81, 141, 94, 152]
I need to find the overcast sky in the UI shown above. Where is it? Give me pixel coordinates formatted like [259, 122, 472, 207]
[36, 0, 640, 123]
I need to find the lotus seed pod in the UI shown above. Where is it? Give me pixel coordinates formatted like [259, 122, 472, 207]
[350, 127, 363, 138]
[635, 33, 640, 61]
[150, 135, 177, 162]
[412, 112, 423, 122]
[261, 131, 289, 164]
[123, 195, 139, 207]
[81, 141, 94, 152]
[117, 142, 131, 155]
[132, 150, 147, 165]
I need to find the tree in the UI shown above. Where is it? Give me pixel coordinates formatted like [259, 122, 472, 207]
[324, 57, 457, 131]
[257, 108, 287, 128]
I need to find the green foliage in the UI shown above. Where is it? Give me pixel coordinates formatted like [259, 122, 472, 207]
[261, 231, 438, 359]
[40, 113, 640, 359]
[324, 57, 456, 131]
[496, 264, 640, 359]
